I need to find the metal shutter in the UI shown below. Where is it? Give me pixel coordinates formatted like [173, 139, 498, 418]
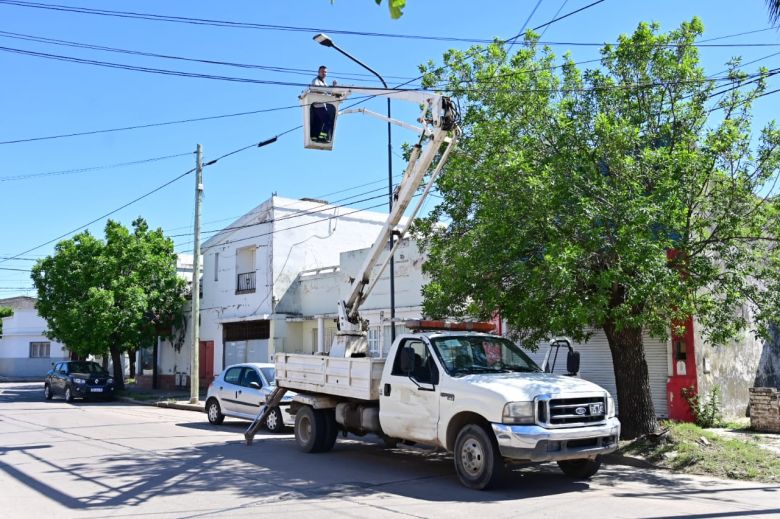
[523, 330, 668, 418]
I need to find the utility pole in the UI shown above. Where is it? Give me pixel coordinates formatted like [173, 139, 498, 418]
[190, 144, 202, 404]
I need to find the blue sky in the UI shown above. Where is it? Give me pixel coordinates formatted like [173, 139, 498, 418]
[1, 0, 779, 296]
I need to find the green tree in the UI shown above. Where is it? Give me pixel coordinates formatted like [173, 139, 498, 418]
[375, 0, 405, 19]
[31, 218, 186, 389]
[416, 19, 780, 438]
[0, 306, 12, 337]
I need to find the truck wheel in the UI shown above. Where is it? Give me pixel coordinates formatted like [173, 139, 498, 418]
[557, 456, 602, 479]
[294, 406, 325, 453]
[454, 424, 503, 490]
[319, 409, 338, 452]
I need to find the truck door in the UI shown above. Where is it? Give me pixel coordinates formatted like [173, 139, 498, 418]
[379, 338, 440, 443]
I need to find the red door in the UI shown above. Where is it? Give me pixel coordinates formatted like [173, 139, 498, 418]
[199, 341, 214, 386]
[666, 316, 698, 422]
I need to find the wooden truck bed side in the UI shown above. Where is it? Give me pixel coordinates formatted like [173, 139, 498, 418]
[275, 353, 386, 401]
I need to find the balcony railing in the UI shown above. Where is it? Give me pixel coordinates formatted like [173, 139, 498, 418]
[236, 271, 256, 294]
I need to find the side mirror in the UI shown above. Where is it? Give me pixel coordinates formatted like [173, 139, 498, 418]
[249, 381, 261, 390]
[430, 368, 440, 386]
[399, 347, 415, 375]
[567, 350, 580, 376]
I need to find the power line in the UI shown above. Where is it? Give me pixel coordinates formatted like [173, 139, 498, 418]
[0, 29, 419, 83]
[3, 1, 775, 49]
[168, 189, 391, 239]
[0, 166, 196, 265]
[3, 42, 769, 94]
[0, 151, 193, 182]
[0, 103, 301, 145]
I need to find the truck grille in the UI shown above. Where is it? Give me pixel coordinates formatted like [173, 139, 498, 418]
[537, 395, 607, 428]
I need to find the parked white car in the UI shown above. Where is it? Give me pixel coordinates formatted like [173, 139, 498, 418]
[205, 363, 295, 433]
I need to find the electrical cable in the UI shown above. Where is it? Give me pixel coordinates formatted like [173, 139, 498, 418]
[0, 151, 193, 182]
[4, 1, 774, 49]
[0, 166, 196, 264]
[0, 29, 418, 83]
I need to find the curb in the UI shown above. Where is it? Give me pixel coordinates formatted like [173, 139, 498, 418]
[116, 396, 205, 413]
[157, 401, 205, 413]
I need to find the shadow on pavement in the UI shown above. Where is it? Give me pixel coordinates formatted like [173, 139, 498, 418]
[2, 383, 779, 513]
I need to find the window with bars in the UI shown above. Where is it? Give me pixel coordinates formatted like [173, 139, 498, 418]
[29, 341, 51, 358]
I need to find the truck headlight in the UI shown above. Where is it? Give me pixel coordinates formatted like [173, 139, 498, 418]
[502, 401, 535, 424]
[73, 378, 86, 385]
[606, 395, 616, 418]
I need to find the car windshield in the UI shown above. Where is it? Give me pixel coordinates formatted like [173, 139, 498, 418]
[260, 367, 275, 386]
[68, 362, 107, 374]
[430, 335, 542, 376]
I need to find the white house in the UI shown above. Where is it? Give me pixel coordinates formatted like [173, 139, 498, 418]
[157, 195, 395, 388]
[0, 296, 68, 378]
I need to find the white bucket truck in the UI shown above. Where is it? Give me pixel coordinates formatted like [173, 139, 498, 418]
[245, 62, 620, 489]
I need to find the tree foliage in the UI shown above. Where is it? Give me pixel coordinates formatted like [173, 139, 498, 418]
[0, 306, 12, 337]
[416, 19, 780, 438]
[375, 0, 405, 19]
[31, 218, 186, 389]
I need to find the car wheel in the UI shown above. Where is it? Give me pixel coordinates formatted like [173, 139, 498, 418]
[206, 398, 225, 425]
[44, 384, 53, 400]
[453, 424, 504, 490]
[64, 386, 74, 402]
[264, 406, 284, 433]
[557, 456, 602, 479]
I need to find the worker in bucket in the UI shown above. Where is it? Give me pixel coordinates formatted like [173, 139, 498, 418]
[310, 65, 337, 143]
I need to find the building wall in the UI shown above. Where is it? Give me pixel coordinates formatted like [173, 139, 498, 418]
[694, 315, 767, 419]
[0, 297, 68, 378]
[161, 196, 392, 376]
[754, 325, 780, 390]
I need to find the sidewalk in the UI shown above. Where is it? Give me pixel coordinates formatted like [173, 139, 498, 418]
[116, 386, 206, 413]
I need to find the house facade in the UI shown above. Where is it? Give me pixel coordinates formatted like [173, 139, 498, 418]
[0, 296, 68, 378]
[157, 196, 393, 388]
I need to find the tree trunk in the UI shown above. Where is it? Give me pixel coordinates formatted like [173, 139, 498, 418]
[128, 348, 136, 379]
[603, 321, 657, 439]
[109, 344, 125, 390]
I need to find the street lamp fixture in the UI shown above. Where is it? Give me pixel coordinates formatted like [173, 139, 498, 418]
[313, 33, 397, 342]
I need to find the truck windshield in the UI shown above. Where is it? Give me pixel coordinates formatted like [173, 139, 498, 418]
[430, 336, 542, 376]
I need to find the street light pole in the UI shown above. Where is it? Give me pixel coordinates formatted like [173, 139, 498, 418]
[313, 33, 396, 342]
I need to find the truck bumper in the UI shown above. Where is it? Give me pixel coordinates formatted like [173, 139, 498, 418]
[491, 417, 621, 462]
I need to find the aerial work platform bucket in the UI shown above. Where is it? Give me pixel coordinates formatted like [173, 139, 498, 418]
[300, 88, 345, 150]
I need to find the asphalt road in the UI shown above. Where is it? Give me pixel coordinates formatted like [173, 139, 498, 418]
[1, 381, 779, 519]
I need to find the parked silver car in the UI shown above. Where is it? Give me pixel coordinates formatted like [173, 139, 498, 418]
[205, 363, 294, 433]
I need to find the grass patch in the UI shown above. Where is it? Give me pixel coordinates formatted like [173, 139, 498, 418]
[621, 421, 780, 483]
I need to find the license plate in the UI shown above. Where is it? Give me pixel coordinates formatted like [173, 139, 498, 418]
[589, 403, 604, 415]
[90, 388, 103, 393]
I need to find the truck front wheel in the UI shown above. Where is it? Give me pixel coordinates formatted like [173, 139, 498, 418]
[453, 424, 503, 490]
[295, 406, 337, 453]
[557, 456, 602, 479]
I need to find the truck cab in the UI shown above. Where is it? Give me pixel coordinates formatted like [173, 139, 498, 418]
[379, 327, 620, 488]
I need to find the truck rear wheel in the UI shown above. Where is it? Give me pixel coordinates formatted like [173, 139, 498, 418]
[557, 456, 602, 479]
[453, 424, 503, 490]
[295, 406, 337, 453]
